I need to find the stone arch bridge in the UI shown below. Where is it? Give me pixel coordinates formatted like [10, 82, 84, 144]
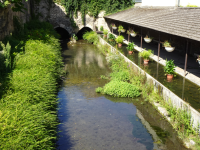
[35, 2, 110, 36]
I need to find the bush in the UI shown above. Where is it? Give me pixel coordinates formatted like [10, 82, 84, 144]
[103, 29, 108, 35]
[83, 31, 99, 45]
[97, 80, 141, 98]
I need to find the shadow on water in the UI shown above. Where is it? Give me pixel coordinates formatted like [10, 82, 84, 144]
[57, 89, 74, 150]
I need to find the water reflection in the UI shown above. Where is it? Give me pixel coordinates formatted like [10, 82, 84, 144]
[57, 40, 187, 150]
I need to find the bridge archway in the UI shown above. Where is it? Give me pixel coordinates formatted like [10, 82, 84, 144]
[54, 27, 71, 40]
[76, 27, 93, 39]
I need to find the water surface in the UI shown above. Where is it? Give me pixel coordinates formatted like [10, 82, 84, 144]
[57, 40, 188, 150]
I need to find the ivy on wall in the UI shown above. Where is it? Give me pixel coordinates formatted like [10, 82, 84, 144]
[0, 0, 28, 12]
[61, 0, 134, 24]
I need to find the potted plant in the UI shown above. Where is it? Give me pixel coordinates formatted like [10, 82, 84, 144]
[144, 35, 153, 43]
[121, 29, 126, 33]
[111, 24, 117, 30]
[164, 59, 176, 81]
[139, 49, 153, 65]
[126, 42, 135, 54]
[108, 33, 116, 42]
[115, 35, 124, 47]
[163, 40, 175, 52]
[130, 30, 137, 37]
[118, 25, 123, 35]
[103, 29, 108, 38]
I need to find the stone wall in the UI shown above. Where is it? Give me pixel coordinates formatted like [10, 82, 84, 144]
[34, 0, 110, 35]
[0, 0, 31, 40]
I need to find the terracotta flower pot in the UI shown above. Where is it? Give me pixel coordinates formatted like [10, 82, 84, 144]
[128, 51, 133, 54]
[103, 35, 107, 38]
[167, 74, 173, 82]
[118, 43, 122, 47]
[144, 59, 149, 65]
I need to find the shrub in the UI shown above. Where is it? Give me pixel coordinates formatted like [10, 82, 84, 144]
[110, 70, 130, 82]
[83, 31, 98, 45]
[98, 80, 141, 98]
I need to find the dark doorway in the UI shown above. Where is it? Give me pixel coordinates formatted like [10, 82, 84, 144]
[76, 27, 92, 39]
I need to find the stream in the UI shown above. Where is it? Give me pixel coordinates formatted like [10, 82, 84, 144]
[56, 40, 188, 150]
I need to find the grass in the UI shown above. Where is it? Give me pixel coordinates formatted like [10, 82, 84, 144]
[0, 19, 63, 149]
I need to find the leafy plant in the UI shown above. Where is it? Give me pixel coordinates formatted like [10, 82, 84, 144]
[100, 26, 104, 31]
[111, 23, 116, 27]
[130, 30, 137, 34]
[139, 49, 153, 60]
[144, 35, 153, 39]
[164, 59, 176, 75]
[115, 35, 124, 44]
[73, 34, 78, 40]
[108, 33, 116, 41]
[96, 80, 141, 98]
[163, 40, 172, 47]
[83, 31, 98, 45]
[118, 25, 123, 33]
[126, 42, 135, 51]
[186, 4, 198, 7]
[103, 29, 108, 35]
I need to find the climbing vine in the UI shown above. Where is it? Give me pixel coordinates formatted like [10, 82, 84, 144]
[61, 0, 134, 24]
[0, 0, 28, 12]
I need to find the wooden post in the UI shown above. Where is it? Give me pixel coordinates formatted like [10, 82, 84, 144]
[184, 40, 189, 76]
[158, 32, 160, 62]
[141, 28, 142, 48]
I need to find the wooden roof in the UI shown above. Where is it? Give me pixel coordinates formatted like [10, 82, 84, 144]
[104, 7, 200, 41]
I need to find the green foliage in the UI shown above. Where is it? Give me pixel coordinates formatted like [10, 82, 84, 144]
[97, 80, 140, 98]
[163, 40, 172, 47]
[103, 29, 108, 35]
[0, 0, 28, 12]
[139, 49, 153, 60]
[115, 35, 124, 44]
[83, 31, 99, 45]
[0, 19, 63, 149]
[73, 34, 78, 40]
[110, 70, 130, 82]
[126, 42, 135, 51]
[186, 4, 198, 7]
[118, 25, 123, 33]
[61, 0, 134, 24]
[164, 59, 176, 75]
[108, 33, 116, 41]
[100, 26, 104, 31]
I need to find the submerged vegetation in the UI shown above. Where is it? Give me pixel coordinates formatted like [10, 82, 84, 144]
[83, 31, 200, 149]
[0, 19, 63, 149]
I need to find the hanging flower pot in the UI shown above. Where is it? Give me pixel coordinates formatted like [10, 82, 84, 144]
[130, 33, 137, 37]
[121, 29, 126, 33]
[163, 40, 175, 52]
[197, 56, 200, 65]
[112, 26, 117, 30]
[144, 35, 153, 43]
[165, 47, 175, 52]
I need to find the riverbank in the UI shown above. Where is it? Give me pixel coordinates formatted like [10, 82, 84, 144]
[0, 19, 63, 149]
[83, 31, 200, 149]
